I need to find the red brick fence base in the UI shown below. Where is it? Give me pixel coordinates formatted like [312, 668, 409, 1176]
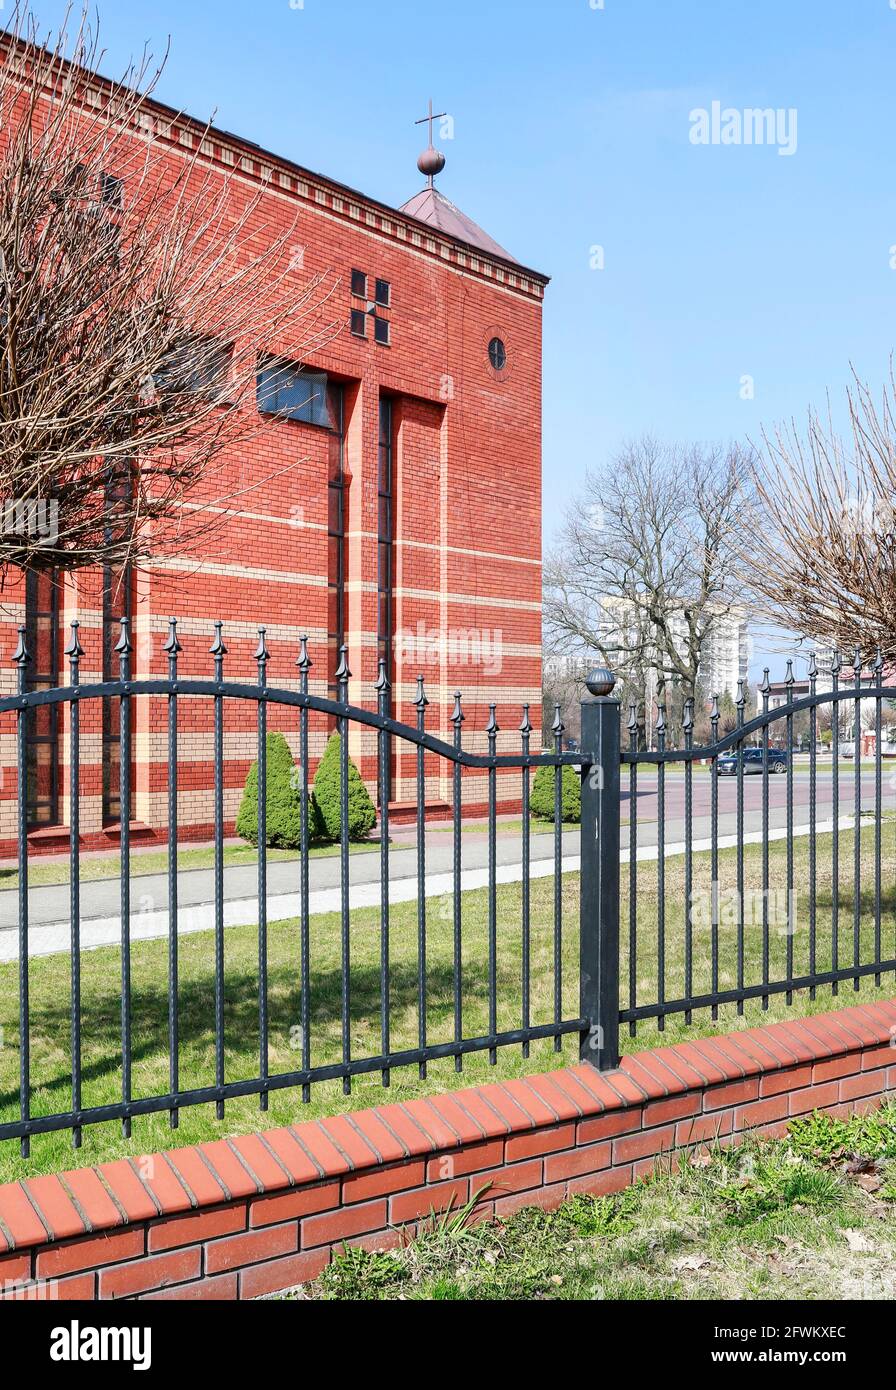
[2, 1000, 895, 1301]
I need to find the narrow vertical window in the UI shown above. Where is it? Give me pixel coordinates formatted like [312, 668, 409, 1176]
[99, 171, 124, 208]
[24, 570, 60, 826]
[377, 397, 395, 801]
[327, 383, 347, 707]
[101, 464, 135, 824]
[102, 564, 134, 823]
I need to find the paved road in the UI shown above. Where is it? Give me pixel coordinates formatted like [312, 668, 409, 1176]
[1, 769, 890, 959]
[625, 766, 891, 829]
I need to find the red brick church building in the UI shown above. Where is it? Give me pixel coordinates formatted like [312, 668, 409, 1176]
[0, 70, 547, 854]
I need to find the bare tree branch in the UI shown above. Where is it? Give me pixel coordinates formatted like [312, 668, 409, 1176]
[741, 365, 896, 661]
[0, 3, 342, 576]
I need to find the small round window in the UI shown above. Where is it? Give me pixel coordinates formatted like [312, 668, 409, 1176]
[488, 337, 507, 371]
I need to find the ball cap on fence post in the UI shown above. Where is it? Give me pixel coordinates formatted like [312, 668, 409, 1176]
[584, 665, 616, 698]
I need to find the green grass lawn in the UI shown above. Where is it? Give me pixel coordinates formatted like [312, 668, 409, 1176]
[295, 1106, 896, 1300]
[0, 823, 893, 1182]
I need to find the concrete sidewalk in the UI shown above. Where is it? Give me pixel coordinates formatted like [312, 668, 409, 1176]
[0, 807, 874, 961]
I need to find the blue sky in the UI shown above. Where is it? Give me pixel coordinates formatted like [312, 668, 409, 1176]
[15, 0, 896, 678]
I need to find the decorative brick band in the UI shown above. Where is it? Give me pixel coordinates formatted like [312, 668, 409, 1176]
[2, 1001, 895, 1301]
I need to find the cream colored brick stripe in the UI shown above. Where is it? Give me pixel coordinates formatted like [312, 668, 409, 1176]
[146, 557, 328, 587]
[350, 583, 541, 612]
[174, 505, 541, 567]
[145, 557, 541, 613]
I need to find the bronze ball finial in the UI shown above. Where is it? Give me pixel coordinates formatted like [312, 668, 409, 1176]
[417, 145, 446, 178]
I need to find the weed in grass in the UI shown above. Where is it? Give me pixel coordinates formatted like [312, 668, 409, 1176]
[553, 1189, 641, 1238]
[787, 1102, 896, 1163]
[408, 1198, 567, 1302]
[424, 1278, 467, 1300]
[316, 1245, 409, 1300]
[689, 1143, 844, 1226]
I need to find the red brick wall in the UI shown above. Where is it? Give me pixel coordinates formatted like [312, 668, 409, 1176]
[0, 60, 546, 851]
[1, 1001, 894, 1301]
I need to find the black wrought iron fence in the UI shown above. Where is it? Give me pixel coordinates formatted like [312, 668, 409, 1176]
[0, 623, 893, 1159]
[0, 619, 587, 1157]
[619, 655, 896, 1039]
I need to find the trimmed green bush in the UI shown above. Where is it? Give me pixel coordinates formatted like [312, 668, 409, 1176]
[236, 731, 322, 848]
[311, 732, 377, 842]
[530, 761, 581, 823]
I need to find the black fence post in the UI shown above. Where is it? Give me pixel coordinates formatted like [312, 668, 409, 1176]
[579, 665, 621, 1072]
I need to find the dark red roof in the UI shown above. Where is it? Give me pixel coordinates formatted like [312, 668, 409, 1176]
[399, 186, 517, 264]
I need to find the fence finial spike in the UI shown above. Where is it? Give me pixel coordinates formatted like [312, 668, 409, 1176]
[784, 659, 794, 686]
[759, 667, 771, 697]
[296, 634, 312, 672]
[334, 644, 351, 685]
[627, 699, 638, 731]
[254, 626, 269, 664]
[114, 615, 132, 655]
[65, 619, 85, 662]
[853, 645, 862, 679]
[683, 696, 694, 732]
[873, 646, 884, 674]
[710, 693, 720, 724]
[162, 617, 182, 656]
[450, 690, 464, 725]
[518, 702, 533, 737]
[808, 651, 818, 681]
[375, 656, 391, 693]
[209, 620, 227, 658]
[551, 702, 565, 737]
[414, 674, 429, 709]
[736, 678, 746, 707]
[831, 648, 842, 675]
[655, 703, 667, 734]
[486, 703, 499, 738]
[12, 624, 29, 668]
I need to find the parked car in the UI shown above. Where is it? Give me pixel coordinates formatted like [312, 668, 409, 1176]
[717, 747, 787, 776]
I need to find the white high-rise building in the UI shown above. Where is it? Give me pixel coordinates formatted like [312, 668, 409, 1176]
[685, 608, 750, 699]
[596, 598, 749, 699]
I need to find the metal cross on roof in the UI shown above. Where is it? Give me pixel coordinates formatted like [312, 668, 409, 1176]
[414, 98, 447, 146]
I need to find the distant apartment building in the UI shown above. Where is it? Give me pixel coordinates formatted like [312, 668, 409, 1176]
[595, 597, 749, 701]
[671, 607, 749, 700]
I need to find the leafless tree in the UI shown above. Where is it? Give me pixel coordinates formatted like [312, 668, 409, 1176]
[544, 437, 752, 741]
[0, 4, 340, 578]
[541, 644, 585, 746]
[743, 368, 896, 662]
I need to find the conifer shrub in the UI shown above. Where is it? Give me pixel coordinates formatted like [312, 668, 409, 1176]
[530, 761, 581, 823]
[236, 731, 322, 848]
[311, 731, 377, 842]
